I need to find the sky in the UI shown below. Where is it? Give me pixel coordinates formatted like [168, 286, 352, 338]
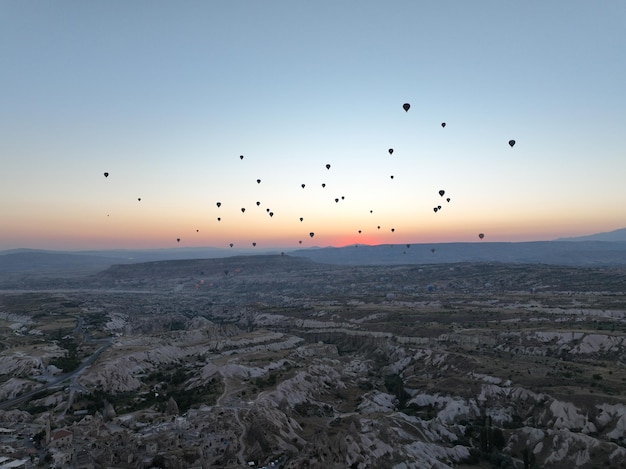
[1, 1, 625, 251]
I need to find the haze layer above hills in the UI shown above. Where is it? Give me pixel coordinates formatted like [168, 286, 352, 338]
[1, 228, 626, 273]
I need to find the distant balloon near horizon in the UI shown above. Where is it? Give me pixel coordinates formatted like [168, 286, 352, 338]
[509, 140, 516, 147]
[229, 243, 233, 247]
[479, 233, 485, 240]
[252, 242, 256, 246]
[309, 232, 314, 238]
[176, 238, 180, 243]
[103, 172, 109, 178]
[402, 103, 410, 112]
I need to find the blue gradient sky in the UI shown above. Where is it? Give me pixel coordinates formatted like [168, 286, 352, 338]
[1, 1, 625, 250]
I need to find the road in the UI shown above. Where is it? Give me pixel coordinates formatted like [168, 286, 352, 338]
[0, 315, 114, 411]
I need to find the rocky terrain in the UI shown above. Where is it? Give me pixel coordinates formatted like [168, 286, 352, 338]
[1, 256, 626, 468]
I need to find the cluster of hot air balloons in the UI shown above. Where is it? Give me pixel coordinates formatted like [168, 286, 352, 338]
[101, 100, 516, 248]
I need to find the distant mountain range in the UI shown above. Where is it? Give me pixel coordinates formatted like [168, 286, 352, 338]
[1, 228, 626, 273]
[555, 227, 626, 242]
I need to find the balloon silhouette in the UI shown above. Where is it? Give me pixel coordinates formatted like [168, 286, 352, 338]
[479, 233, 485, 240]
[241, 208, 246, 213]
[299, 240, 302, 244]
[388, 148, 394, 155]
[321, 183, 326, 188]
[403, 103, 410, 112]
[256, 201, 261, 206]
[257, 179, 261, 184]
[299, 217, 303, 222]
[358, 230, 362, 234]
[103, 172, 109, 178]
[335, 198, 339, 203]
[229, 243, 233, 247]
[240, 155, 244, 160]
[217, 217, 221, 221]
[441, 122, 446, 128]
[309, 232, 314, 238]
[326, 164, 331, 170]
[391, 228, 395, 233]
[137, 198, 141, 201]
[269, 212, 274, 217]
[216, 202, 221, 208]
[446, 198, 450, 202]
[176, 238, 180, 243]
[509, 140, 516, 147]
[434, 207, 439, 213]
[252, 242, 256, 246]
[301, 184, 306, 189]
[439, 190, 445, 197]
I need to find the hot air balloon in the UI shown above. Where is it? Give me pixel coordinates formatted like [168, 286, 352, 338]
[217, 217, 221, 221]
[335, 198, 339, 203]
[241, 208, 246, 213]
[479, 233, 485, 240]
[434, 207, 439, 213]
[341, 196, 345, 200]
[391, 228, 395, 232]
[446, 198, 450, 202]
[326, 164, 331, 170]
[216, 202, 221, 208]
[439, 190, 445, 197]
[388, 148, 394, 155]
[176, 238, 180, 243]
[229, 243, 234, 247]
[240, 155, 244, 160]
[508, 140, 516, 147]
[358, 230, 362, 234]
[406, 244, 411, 248]
[403, 103, 410, 112]
[299, 240, 302, 244]
[269, 212, 274, 217]
[390, 175, 394, 179]
[377, 226, 381, 229]
[137, 198, 141, 201]
[309, 232, 314, 238]
[256, 201, 261, 206]
[441, 122, 446, 128]
[257, 179, 261, 184]
[103, 172, 109, 178]
[252, 242, 256, 246]
[301, 184, 306, 189]
[266, 208, 270, 212]
[299, 217, 303, 222]
[321, 183, 326, 188]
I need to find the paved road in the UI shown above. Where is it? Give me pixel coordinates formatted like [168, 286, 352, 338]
[0, 319, 113, 411]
